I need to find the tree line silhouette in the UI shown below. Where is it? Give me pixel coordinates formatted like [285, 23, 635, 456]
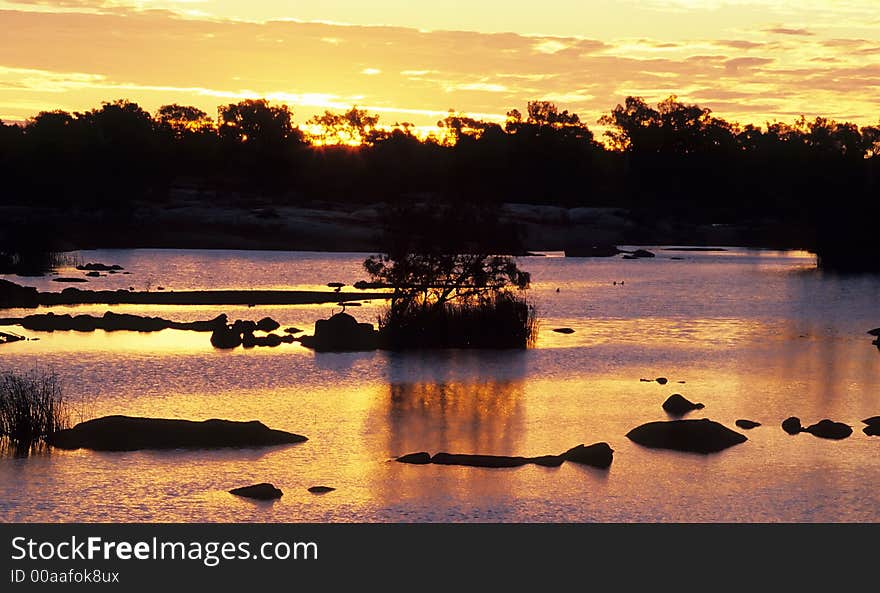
[1, 96, 878, 267]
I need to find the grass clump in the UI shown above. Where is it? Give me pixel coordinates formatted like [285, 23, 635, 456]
[379, 291, 537, 350]
[0, 369, 69, 447]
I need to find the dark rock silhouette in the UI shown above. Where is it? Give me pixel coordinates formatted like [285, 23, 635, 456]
[283, 327, 303, 334]
[782, 417, 803, 435]
[0, 280, 388, 308]
[256, 317, 280, 332]
[0, 279, 39, 308]
[299, 312, 380, 352]
[84, 271, 101, 277]
[662, 393, 705, 416]
[655, 377, 668, 385]
[77, 263, 123, 271]
[867, 328, 880, 336]
[396, 452, 432, 464]
[559, 443, 614, 468]
[0, 330, 25, 344]
[1, 311, 228, 333]
[552, 327, 575, 334]
[242, 332, 291, 347]
[626, 419, 747, 453]
[48, 415, 307, 451]
[52, 277, 88, 283]
[396, 443, 613, 469]
[735, 419, 762, 429]
[430, 452, 556, 468]
[229, 483, 283, 500]
[231, 319, 257, 334]
[308, 486, 335, 494]
[803, 419, 852, 440]
[211, 326, 242, 349]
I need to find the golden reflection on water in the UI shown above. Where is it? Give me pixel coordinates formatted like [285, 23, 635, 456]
[2, 248, 880, 521]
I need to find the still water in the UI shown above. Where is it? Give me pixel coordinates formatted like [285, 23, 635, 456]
[1, 248, 878, 522]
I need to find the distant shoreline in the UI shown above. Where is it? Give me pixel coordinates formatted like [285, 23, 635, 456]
[0, 194, 815, 256]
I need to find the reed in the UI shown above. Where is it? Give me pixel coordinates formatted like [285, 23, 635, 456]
[0, 370, 70, 446]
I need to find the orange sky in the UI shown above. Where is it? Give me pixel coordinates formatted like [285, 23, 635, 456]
[1, 1, 878, 131]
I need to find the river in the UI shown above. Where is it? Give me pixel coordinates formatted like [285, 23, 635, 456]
[1, 247, 878, 522]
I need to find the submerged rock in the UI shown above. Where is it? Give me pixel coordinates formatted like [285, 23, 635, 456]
[559, 443, 614, 468]
[48, 415, 307, 451]
[782, 417, 803, 435]
[662, 394, 705, 416]
[430, 453, 544, 468]
[735, 419, 762, 430]
[626, 419, 747, 454]
[803, 419, 852, 440]
[77, 263, 123, 272]
[299, 312, 380, 352]
[396, 452, 432, 464]
[396, 443, 613, 469]
[308, 486, 335, 494]
[229, 483, 283, 500]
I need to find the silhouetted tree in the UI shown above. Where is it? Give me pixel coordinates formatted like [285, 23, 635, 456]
[308, 106, 381, 145]
[364, 200, 534, 348]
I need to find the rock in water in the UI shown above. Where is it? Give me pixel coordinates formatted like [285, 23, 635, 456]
[867, 328, 880, 336]
[308, 486, 336, 494]
[803, 419, 852, 440]
[782, 417, 803, 435]
[631, 249, 655, 258]
[662, 394, 705, 416]
[656, 377, 668, 385]
[862, 417, 880, 436]
[211, 326, 242, 349]
[626, 419, 747, 454]
[256, 317, 280, 332]
[559, 443, 614, 468]
[735, 419, 761, 430]
[429, 453, 538, 468]
[48, 415, 307, 451]
[395, 444, 613, 469]
[396, 452, 432, 464]
[299, 312, 380, 352]
[230, 483, 283, 500]
[552, 327, 575, 334]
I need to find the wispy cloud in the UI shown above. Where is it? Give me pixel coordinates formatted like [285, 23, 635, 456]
[0, 5, 877, 128]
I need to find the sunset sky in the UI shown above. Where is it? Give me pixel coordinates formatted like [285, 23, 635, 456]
[1, 0, 878, 131]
